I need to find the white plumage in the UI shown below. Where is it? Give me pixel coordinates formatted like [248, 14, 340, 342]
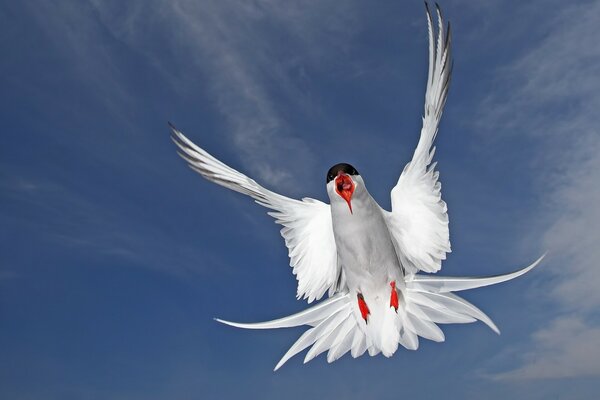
[171, 3, 543, 371]
[172, 127, 340, 303]
[388, 4, 452, 275]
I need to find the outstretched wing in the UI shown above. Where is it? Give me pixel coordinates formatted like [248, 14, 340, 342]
[171, 125, 342, 302]
[386, 4, 452, 275]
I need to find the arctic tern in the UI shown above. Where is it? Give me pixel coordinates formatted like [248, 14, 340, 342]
[170, 4, 543, 370]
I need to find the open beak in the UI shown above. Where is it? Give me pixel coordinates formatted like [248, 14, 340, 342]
[334, 173, 355, 214]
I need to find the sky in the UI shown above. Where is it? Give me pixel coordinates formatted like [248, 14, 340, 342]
[1, 0, 599, 398]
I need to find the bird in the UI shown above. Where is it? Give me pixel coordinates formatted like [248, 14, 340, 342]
[170, 3, 543, 371]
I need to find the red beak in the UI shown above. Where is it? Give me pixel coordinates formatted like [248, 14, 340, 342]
[334, 173, 355, 214]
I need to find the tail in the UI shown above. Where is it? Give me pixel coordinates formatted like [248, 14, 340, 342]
[216, 255, 544, 370]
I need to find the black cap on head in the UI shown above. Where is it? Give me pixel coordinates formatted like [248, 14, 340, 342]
[326, 163, 359, 183]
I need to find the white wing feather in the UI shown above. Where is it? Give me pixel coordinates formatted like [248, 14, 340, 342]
[387, 4, 452, 275]
[170, 125, 341, 302]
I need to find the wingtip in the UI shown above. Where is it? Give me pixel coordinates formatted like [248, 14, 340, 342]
[169, 123, 189, 150]
[168, 121, 181, 142]
[424, 2, 433, 19]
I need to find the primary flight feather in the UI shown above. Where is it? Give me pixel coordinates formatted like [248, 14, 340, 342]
[170, 3, 543, 370]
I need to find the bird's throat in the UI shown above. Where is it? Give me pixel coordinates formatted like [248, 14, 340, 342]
[335, 175, 354, 214]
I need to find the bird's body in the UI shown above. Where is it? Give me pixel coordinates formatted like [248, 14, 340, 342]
[169, 3, 543, 370]
[328, 177, 403, 295]
[328, 178, 408, 355]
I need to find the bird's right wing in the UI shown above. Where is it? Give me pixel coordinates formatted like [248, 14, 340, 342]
[171, 125, 342, 303]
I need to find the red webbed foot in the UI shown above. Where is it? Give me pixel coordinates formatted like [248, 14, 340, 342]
[357, 293, 370, 323]
[390, 281, 399, 312]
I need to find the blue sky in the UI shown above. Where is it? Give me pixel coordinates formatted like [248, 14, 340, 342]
[2, 0, 599, 398]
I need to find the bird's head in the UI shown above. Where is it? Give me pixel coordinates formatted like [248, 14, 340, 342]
[326, 163, 360, 214]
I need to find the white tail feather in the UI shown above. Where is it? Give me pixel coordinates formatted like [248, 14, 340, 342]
[304, 310, 351, 363]
[215, 293, 349, 329]
[215, 255, 543, 370]
[350, 330, 367, 358]
[407, 254, 545, 293]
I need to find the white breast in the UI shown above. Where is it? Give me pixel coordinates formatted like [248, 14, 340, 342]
[327, 178, 404, 295]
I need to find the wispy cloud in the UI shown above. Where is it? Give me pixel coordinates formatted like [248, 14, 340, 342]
[493, 317, 600, 380]
[13, 2, 137, 128]
[476, 0, 600, 379]
[89, 0, 363, 191]
[0, 173, 226, 279]
[9, 1, 366, 192]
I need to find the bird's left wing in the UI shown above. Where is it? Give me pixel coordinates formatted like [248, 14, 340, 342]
[171, 125, 342, 302]
[386, 5, 452, 275]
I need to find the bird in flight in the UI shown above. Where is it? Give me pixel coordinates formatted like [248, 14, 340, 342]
[170, 3, 543, 370]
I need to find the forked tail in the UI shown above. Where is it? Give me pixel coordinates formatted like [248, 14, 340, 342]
[216, 255, 544, 370]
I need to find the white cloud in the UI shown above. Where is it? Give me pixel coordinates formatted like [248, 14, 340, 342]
[14, 0, 365, 192]
[477, 0, 600, 379]
[89, 0, 363, 190]
[493, 317, 600, 380]
[17, 2, 137, 127]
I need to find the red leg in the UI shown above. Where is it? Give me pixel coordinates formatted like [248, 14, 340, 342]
[390, 281, 399, 312]
[357, 293, 370, 323]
